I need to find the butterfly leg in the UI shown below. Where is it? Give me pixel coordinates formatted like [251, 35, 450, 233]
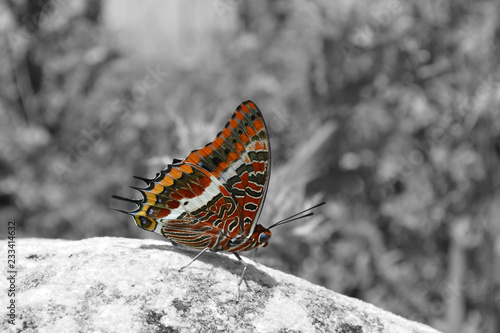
[252, 248, 258, 261]
[233, 253, 250, 302]
[179, 247, 210, 272]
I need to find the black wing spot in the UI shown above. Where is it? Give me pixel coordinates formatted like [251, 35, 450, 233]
[244, 203, 258, 211]
[198, 161, 212, 171]
[211, 156, 222, 165]
[228, 219, 239, 232]
[184, 201, 189, 205]
[251, 115, 256, 120]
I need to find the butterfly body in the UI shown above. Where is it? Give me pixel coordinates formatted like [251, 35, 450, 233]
[115, 101, 272, 254]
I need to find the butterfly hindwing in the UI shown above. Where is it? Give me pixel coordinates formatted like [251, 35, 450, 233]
[128, 162, 241, 249]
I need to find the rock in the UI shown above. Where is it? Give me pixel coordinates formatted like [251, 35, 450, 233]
[0, 237, 441, 333]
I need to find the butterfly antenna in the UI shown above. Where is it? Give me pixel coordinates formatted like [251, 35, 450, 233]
[268, 202, 325, 229]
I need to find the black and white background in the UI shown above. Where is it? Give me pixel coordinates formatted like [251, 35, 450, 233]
[1, 1, 499, 332]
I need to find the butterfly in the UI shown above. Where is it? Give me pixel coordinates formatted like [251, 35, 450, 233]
[113, 100, 324, 299]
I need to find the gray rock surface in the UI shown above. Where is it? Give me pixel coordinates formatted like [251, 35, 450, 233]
[0, 237, 441, 333]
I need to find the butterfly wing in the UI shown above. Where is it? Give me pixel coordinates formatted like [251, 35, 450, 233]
[114, 100, 270, 252]
[184, 100, 271, 239]
[121, 162, 241, 249]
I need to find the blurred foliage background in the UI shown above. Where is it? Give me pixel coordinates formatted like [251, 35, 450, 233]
[1, 0, 499, 332]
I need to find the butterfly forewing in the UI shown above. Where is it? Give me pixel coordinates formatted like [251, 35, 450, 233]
[184, 101, 271, 239]
[122, 101, 271, 252]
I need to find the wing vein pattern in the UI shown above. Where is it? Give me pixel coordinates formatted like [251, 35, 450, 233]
[124, 101, 271, 252]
